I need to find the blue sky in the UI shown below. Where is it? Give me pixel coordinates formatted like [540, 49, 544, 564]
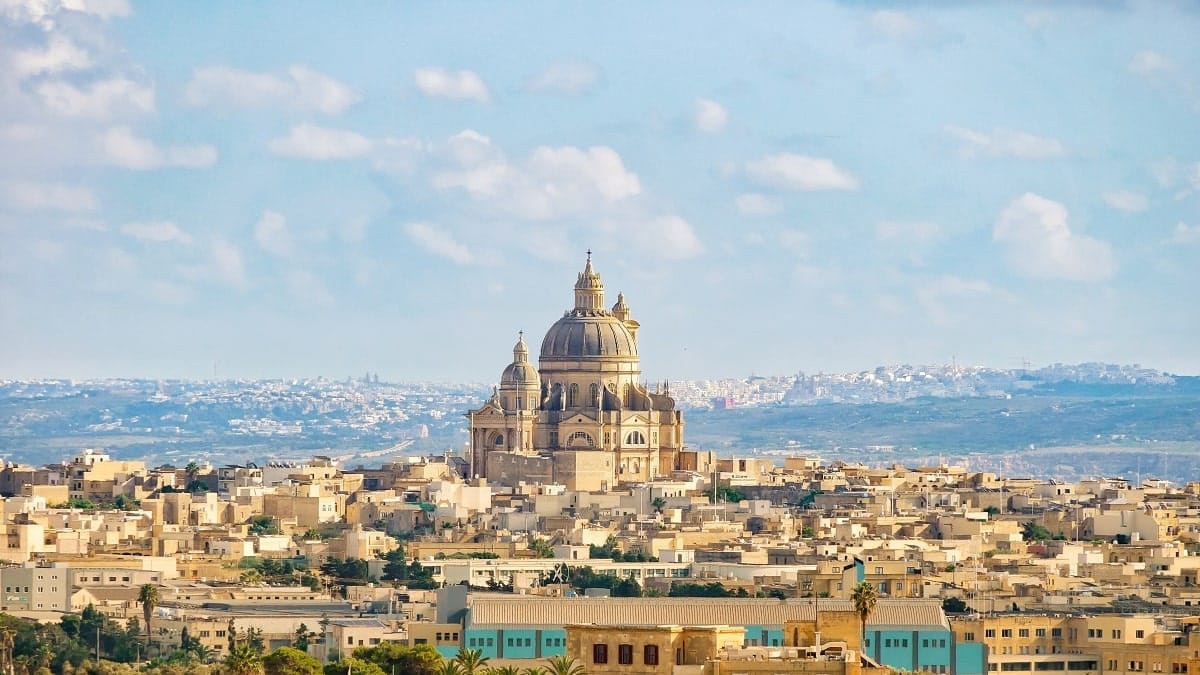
[1, 1, 1198, 381]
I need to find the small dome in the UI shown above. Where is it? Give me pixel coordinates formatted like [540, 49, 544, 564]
[501, 331, 540, 388]
[500, 360, 540, 387]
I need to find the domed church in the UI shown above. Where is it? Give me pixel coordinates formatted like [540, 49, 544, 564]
[467, 253, 684, 491]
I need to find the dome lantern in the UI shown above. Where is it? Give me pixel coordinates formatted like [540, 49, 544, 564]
[573, 250, 605, 312]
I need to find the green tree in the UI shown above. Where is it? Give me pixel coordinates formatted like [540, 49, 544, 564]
[528, 539, 555, 558]
[224, 643, 265, 675]
[1022, 520, 1053, 541]
[263, 646, 322, 675]
[851, 581, 878, 646]
[353, 643, 441, 675]
[138, 584, 159, 641]
[542, 655, 585, 675]
[293, 623, 312, 652]
[942, 597, 969, 613]
[324, 657, 385, 675]
[650, 497, 667, 513]
[453, 647, 489, 675]
[486, 667, 522, 675]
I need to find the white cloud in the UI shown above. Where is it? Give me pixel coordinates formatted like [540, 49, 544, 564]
[1173, 222, 1200, 244]
[404, 222, 474, 265]
[182, 65, 360, 115]
[269, 124, 372, 160]
[694, 98, 728, 133]
[945, 125, 1064, 159]
[917, 276, 998, 326]
[1150, 158, 1180, 188]
[865, 10, 922, 41]
[12, 35, 91, 79]
[37, 77, 155, 119]
[2, 0, 130, 26]
[286, 269, 333, 305]
[98, 126, 217, 169]
[735, 193, 781, 217]
[254, 210, 296, 258]
[993, 192, 1115, 282]
[28, 239, 63, 262]
[413, 67, 489, 102]
[431, 131, 641, 220]
[876, 220, 941, 244]
[876, 220, 942, 265]
[62, 0, 131, 19]
[1129, 50, 1175, 76]
[745, 153, 858, 191]
[120, 220, 193, 245]
[210, 238, 246, 287]
[1, 180, 98, 211]
[525, 61, 599, 95]
[1024, 11, 1055, 29]
[623, 215, 703, 260]
[1102, 190, 1148, 213]
[778, 229, 810, 256]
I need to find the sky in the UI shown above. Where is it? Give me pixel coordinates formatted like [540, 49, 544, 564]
[1, 1, 1198, 383]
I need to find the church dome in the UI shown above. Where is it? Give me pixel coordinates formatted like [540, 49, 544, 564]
[540, 313, 638, 360]
[540, 253, 639, 361]
[500, 333, 540, 387]
[500, 360, 539, 385]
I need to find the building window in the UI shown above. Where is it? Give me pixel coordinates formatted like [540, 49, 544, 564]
[618, 644, 633, 665]
[645, 644, 659, 665]
[567, 431, 593, 447]
[569, 384, 579, 407]
[1037, 629, 1047, 638]
[593, 644, 608, 664]
[1002, 630, 1013, 638]
[1019, 629, 1030, 638]
[626, 431, 646, 445]
[494, 434, 504, 447]
[964, 633, 975, 641]
[589, 383, 599, 405]
[1137, 630, 1146, 639]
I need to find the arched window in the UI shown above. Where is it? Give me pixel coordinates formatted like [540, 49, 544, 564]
[567, 431, 593, 447]
[625, 430, 646, 445]
[568, 383, 578, 407]
[493, 433, 505, 447]
[589, 383, 599, 405]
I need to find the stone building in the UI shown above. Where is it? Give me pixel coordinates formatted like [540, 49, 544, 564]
[468, 254, 685, 490]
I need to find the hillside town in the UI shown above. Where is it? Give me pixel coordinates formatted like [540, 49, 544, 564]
[3, 445, 1200, 675]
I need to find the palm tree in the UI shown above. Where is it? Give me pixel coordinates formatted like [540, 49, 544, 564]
[850, 580, 878, 650]
[521, 668, 547, 675]
[438, 662, 465, 675]
[453, 648, 489, 675]
[486, 667, 522, 675]
[138, 583, 159, 640]
[543, 655, 584, 675]
[224, 643, 264, 675]
[193, 644, 215, 663]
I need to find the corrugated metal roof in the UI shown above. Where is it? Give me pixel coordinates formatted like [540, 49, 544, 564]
[467, 595, 948, 631]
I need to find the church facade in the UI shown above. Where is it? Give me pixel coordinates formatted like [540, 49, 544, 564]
[467, 254, 684, 490]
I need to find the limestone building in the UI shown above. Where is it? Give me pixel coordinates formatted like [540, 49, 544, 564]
[468, 254, 684, 490]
